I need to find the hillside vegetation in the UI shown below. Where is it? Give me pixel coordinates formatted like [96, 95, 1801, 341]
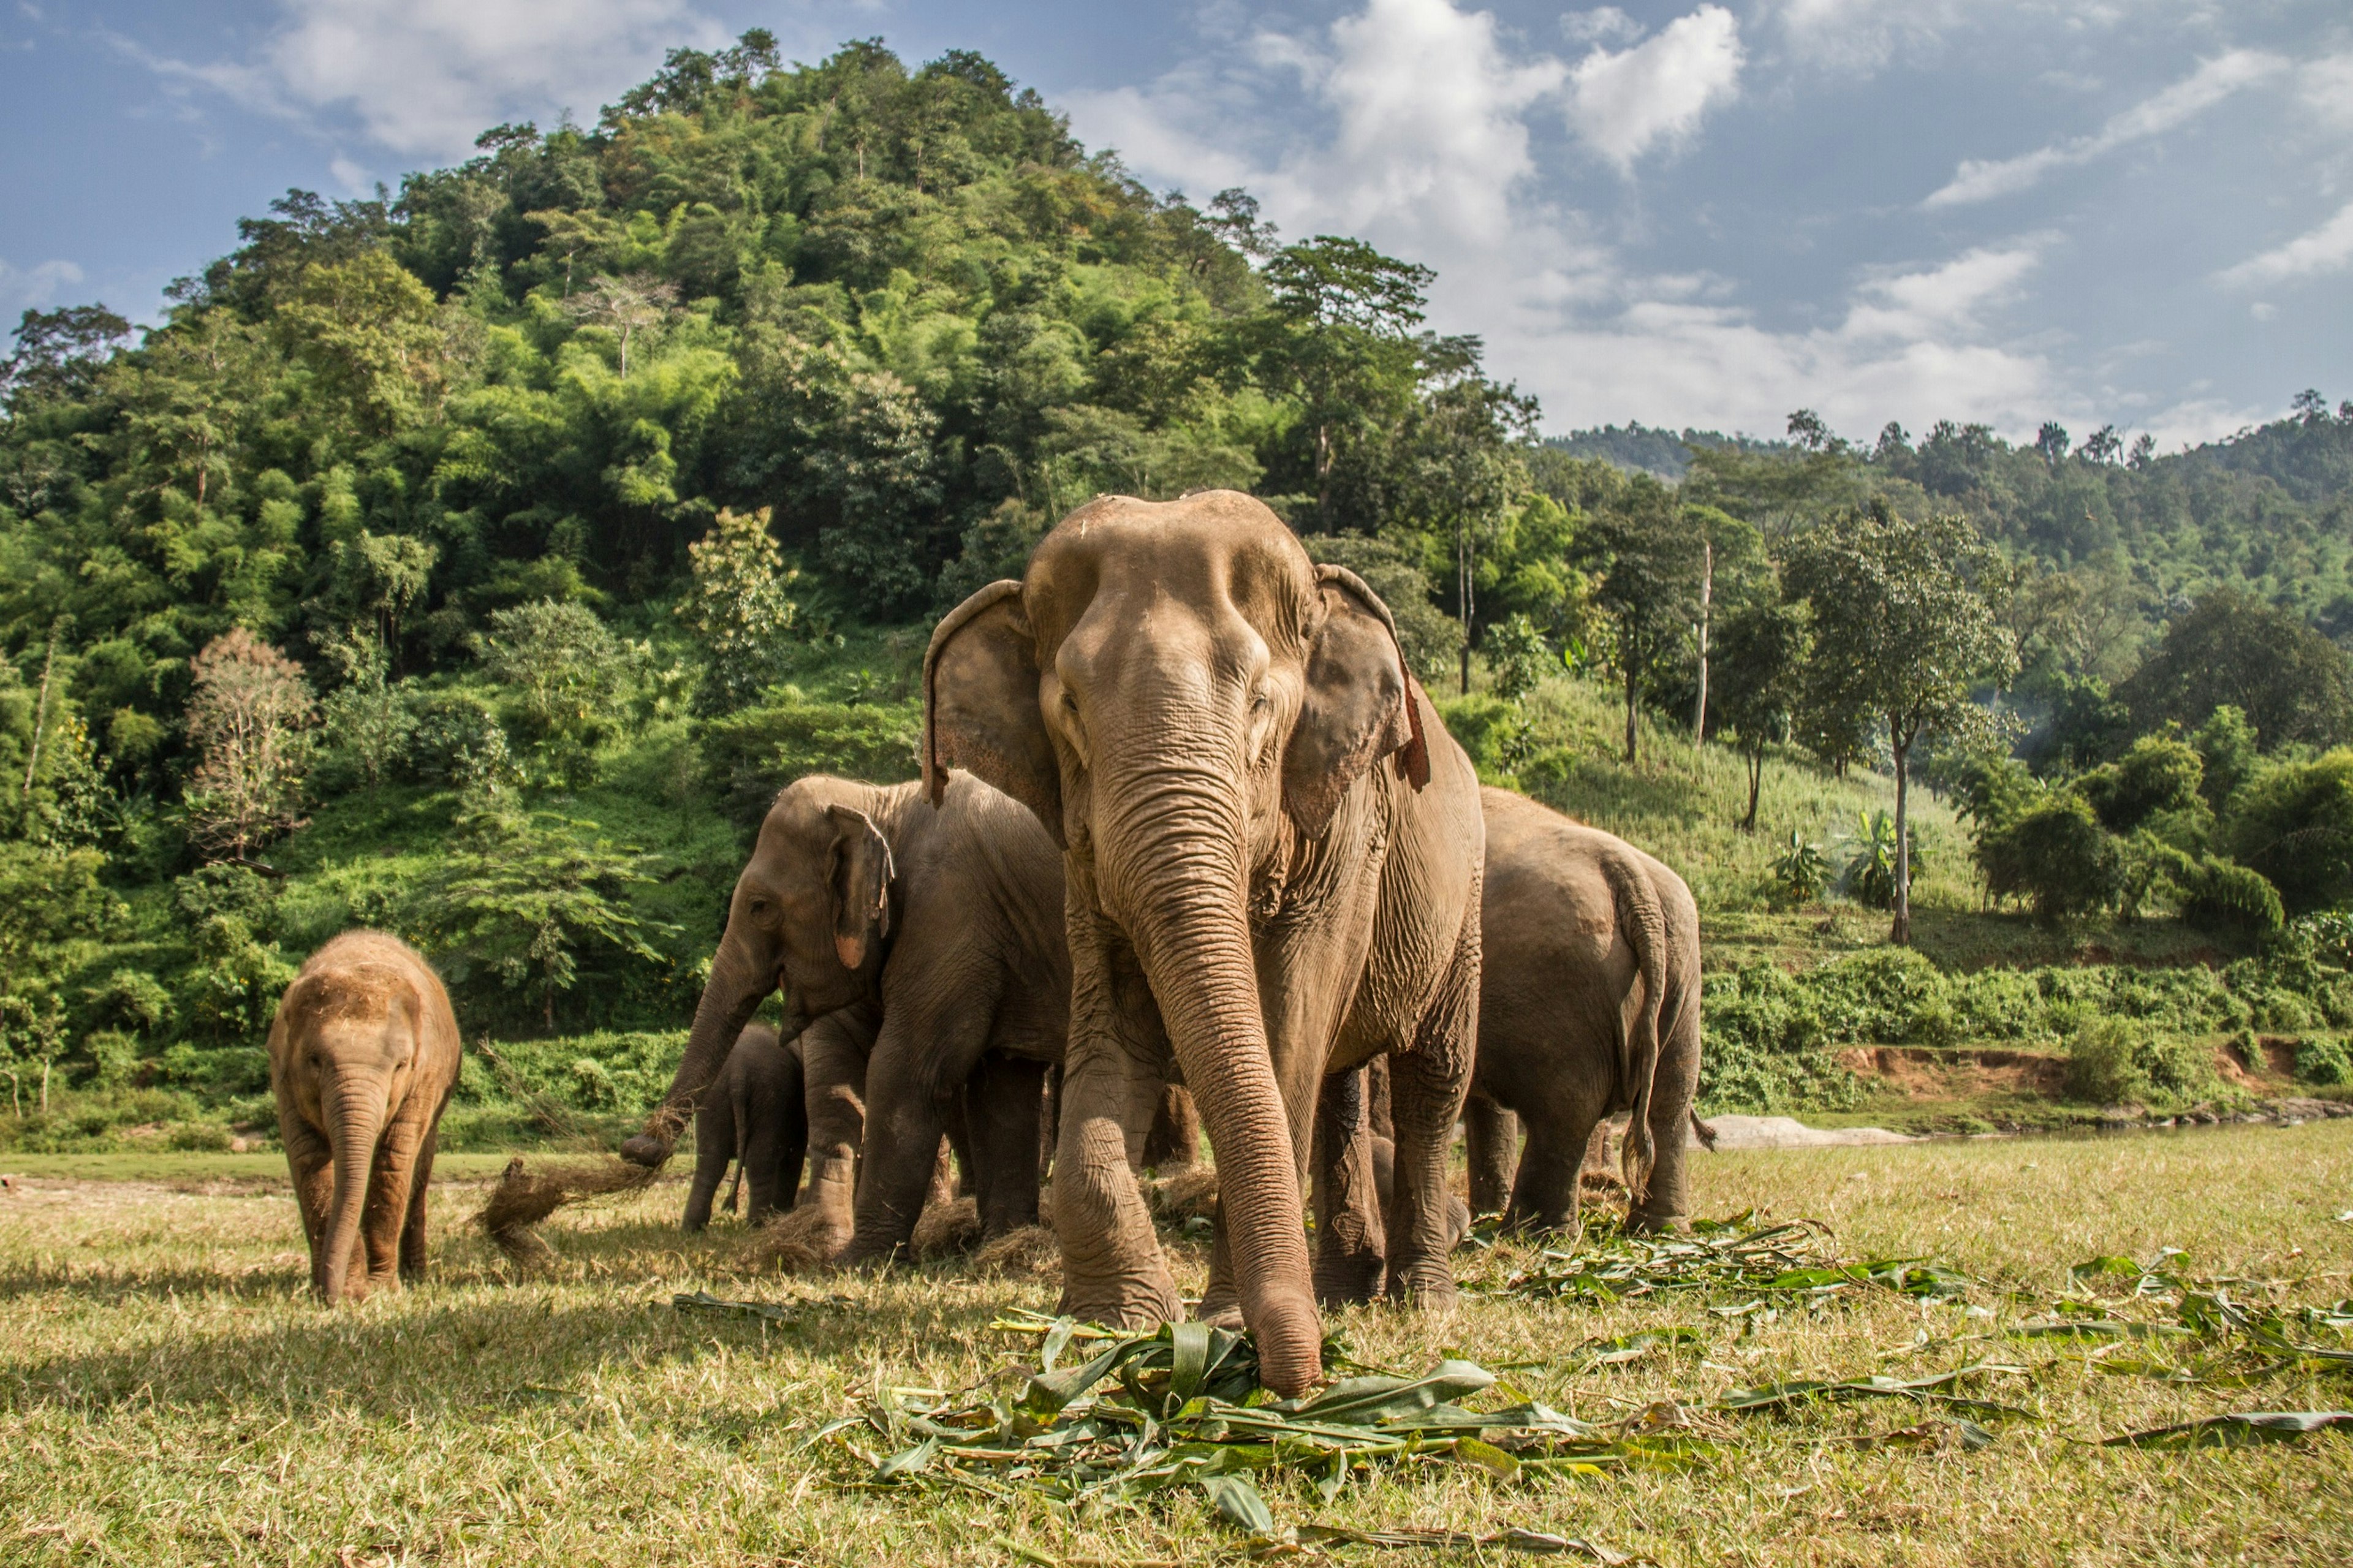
[4, 31, 2353, 1154]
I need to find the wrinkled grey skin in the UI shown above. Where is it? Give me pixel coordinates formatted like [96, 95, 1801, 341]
[268, 931, 463, 1303]
[684, 1023, 808, 1232]
[925, 490, 1485, 1396]
[621, 772, 1070, 1261]
[1461, 787, 1702, 1234]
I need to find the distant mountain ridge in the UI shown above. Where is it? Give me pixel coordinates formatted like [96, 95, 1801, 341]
[1542, 422, 1788, 480]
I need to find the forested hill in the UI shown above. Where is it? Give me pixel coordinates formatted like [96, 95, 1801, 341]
[1561, 402, 2353, 642]
[7, 28, 2353, 1095]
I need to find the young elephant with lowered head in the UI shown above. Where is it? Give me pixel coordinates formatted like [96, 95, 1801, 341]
[621, 771, 1073, 1262]
[683, 1021, 807, 1232]
[268, 931, 463, 1302]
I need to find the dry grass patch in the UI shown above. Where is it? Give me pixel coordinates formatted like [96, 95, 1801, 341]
[2, 1124, 2348, 1566]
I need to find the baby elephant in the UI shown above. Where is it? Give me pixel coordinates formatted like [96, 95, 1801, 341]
[268, 931, 463, 1303]
[684, 1023, 808, 1231]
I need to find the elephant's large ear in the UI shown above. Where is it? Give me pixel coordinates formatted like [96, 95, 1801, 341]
[824, 805, 895, 970]
[1283, 564, 1430, 836]
[925, 580, 1064, 843]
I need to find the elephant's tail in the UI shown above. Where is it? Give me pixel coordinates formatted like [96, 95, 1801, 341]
[1604, 848, 1670, 1205]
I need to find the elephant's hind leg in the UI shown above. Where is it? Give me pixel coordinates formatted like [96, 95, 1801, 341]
[1463, 1094, 1519, 1219]
[1505, 1109, 1598, 1236]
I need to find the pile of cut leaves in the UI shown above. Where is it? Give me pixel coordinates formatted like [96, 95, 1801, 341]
[782, 1219, 2352, 1546]
[815, 1310, 1700, 1539]
[1487, 1211, 1981, 1306]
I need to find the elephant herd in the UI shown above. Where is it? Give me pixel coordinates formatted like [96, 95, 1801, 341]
[268, 491, 1703, 1395]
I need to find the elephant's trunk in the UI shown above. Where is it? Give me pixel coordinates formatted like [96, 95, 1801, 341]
[1102, 768, 1322, 1395]
[318, 1072, 386, 1303]
[623, 937, 770, 1167]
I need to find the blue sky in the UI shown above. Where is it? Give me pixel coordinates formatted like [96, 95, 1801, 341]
[4, 1, 2349, 449]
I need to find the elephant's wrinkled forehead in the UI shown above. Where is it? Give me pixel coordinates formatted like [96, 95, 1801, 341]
[1026, 491, 1314, 656]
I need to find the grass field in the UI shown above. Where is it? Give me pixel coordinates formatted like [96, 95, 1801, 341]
[5, 1126, 2349, 1567]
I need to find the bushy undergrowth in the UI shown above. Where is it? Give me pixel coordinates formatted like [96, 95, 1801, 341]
[2064, 1018, 2222, 1107]
[1696, 931, 2353, 1113]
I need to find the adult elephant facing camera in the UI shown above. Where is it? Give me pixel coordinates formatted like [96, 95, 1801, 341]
[926, 490, 1484, 1396]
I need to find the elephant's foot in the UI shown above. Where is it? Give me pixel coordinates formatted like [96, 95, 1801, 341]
[1195, 1292, 1244, 1331]
[1058, 1270, 1183, 1331]
[1626, 1206, 1689, 1237]
[765, 1164, 857, 1271]
[1313, 1241, 1387, 1306]
[1384, 1261, 1460, 1313]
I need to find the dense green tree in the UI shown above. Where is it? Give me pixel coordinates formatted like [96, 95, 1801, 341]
[2222, 748, 2353, 915]
[1713, 596, 1808, 831]
[2115, 589, 2353, 751]
[1785, 504, 2017, 943]
[1578, 476, 1705, 765]
[676, 506, 803, 713]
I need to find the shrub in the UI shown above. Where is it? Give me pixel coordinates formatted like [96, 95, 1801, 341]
[2292, 1034, 2352, 1087]
[699, 695, 920, 831]
[1699, 963, 1862, 1113]
[1435, 695, 1534, 779]
[1985, 795, 2121, 923]
[1771, 830, 1829, 904]
[2078, 735, 2203, 833]
[2065, 1018, 2219, 1107]
[1482, 614, 1554, 702]
[2066, 1018, 2149, 1103]
[2223, 748, 2353, 914]
[2179, 857, 2285, 937]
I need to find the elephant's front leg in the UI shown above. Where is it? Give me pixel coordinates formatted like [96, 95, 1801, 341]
[1382, 914, 1480, 1309]
[794, 1005, 878, 1259]
[362, 1110, 429, 1291]
[684, 1099, 733, 1232]
[1051, 927, 1181, 1328]
[1311, 1062, 1387, 1305]
[841, 1006, 993, 1265]
[400, 1119, 440, 1279]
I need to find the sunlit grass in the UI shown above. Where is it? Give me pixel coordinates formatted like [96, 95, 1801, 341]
[5, 1125, 2347, 1566]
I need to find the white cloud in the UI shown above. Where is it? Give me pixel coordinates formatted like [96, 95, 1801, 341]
[1072, 0, 1566, 247]
[1559, 7, 1642, 47]
[132, 0, 730, 161]
[1840, 244, 2043, 341]
[2298, 53, 2353, 135]
[2216, 200, 2353, 288]
[0, 257, 85, 318]
[1564, 4, 1743, 172]
[1925, 48, 2286, 208]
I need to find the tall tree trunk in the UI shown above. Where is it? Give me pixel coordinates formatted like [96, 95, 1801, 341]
[1742, 747, 1762, 832]
[1692, 540, 1712, 748]
[1623, 654, 1639, 766]
[22, 622, 59, 811]
[1456, 520, 1474, 695]
[1890, 724, 1912, 946]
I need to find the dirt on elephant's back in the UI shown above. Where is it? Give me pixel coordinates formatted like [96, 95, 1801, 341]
[1837, 1045, 2069, 1099]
